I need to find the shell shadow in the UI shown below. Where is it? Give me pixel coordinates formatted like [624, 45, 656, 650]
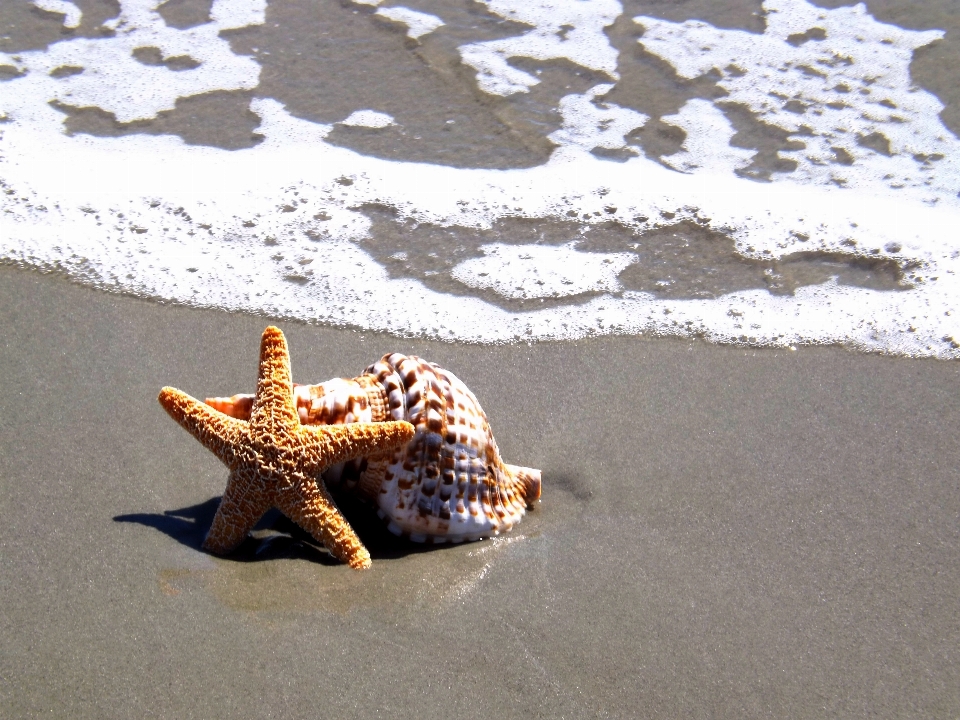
[547, 471, 593, 502]
[113, 494, 453, 564]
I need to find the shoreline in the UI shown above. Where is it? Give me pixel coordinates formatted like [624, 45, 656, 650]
[3, 264, 959, 717]
[3, 261, 953, 361]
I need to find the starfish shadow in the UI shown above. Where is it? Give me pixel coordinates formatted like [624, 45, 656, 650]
[114, 495, 451, 564]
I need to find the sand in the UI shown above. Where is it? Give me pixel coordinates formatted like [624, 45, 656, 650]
[1, 264, 958, 717]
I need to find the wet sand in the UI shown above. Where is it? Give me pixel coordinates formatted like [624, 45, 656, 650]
[1, 264, 958, 717]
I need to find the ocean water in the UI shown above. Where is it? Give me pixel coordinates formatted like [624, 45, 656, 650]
[2, 0, 959, 356]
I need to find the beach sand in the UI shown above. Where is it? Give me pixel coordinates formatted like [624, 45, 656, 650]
[1, 263, 958, 717]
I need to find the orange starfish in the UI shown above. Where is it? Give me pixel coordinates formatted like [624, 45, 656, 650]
[158, 326, 415, 570]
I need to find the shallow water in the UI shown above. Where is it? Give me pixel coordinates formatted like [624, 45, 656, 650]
[2, 0, 959, 354]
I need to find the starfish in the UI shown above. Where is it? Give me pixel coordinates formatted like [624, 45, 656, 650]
[158, 326, 415, 570]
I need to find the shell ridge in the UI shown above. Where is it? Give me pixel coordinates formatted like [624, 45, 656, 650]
[270, 352, 540, 544]
[406, 358, 448, 536]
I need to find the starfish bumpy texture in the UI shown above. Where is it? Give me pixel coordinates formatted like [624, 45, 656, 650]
[158, 326, 415, 569]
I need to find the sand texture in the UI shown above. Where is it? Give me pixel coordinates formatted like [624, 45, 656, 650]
[1, 265, 959, 718]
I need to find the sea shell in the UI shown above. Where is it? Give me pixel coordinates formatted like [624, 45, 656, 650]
[206, 354, 541, 543]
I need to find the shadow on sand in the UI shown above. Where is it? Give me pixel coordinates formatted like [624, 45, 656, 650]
[114, 495, 447, 564]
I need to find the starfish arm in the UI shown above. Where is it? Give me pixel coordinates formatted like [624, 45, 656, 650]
[207, 386, 325, 424]
[277, 479, 371, 570]
[250, 326, 300, 427]
[202, 468, 272, 554]
[158, 387, 247, 467]
[298, 421, 416, 475]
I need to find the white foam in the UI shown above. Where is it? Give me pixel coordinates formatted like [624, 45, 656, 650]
[339, 110, 396, 128]
[4, 1, 259, 124]
[659, 99, 756, 175]
[548, 83, 647, 153]
[211, 0, 266, 30]
[451, 243, 636, 299]
[375, 7, 444, 40]
[32, 0, 82, 29]
[2, 0, 959, 358]
[636, 0, 959, 202]
[459, 0, 621, 96]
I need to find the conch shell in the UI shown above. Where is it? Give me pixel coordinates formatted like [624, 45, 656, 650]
[207, 354, 541, 543]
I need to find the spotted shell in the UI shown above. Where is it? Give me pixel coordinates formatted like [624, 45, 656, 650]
[207, 354, 540, 543]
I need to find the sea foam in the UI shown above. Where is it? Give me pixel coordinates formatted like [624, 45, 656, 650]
[1, 0, 958, 357]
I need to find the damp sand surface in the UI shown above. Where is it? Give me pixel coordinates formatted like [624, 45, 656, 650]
[1, 265, 959, 717]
